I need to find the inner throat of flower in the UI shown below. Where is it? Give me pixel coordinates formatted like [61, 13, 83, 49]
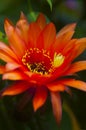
[27, 62, 47, 74]
[22, 48, 65, 74]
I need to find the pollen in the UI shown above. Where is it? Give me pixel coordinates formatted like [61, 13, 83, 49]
[53, 53, 65, 68]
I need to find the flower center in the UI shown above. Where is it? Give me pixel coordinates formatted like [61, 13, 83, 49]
[22, 48, 52, 74]
[22, 48, 65, 75]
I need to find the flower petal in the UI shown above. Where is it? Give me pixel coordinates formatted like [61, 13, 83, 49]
[33, 86, 47, 111]
[16, 12, 29, 43]
[2, 81, 30, 96]
[6, 63, 21, 71]
[50, 92, 62, 125]
[42, 23, 56, 50]
[0, 66, 5, 74]
[62, 79, 86, 91]
[54, 31, 75, 54]
[2, 70, 28, 80]
[36, 13, 46, 29]
[57, 23, 76, 37]
[74, 38, 86, 58]
[0, 42, 19, 62]
[25, 71, 51, 84]
[51, 58, 70, 79]
[66, 61, 86, 74]
[47, 83, 65, 92]
[36, 32, 44, 49]
[61, 39, 77, 56]
[28, 22, 41, 48]
[4, 19, 26, 57]
[0, 52, 17, 63]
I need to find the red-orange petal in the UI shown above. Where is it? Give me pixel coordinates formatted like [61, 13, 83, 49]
[36, 32, 44, 49]
[0, 66, 5, 74]
[27, 22, 41, 48]
[25, 71, 50, 84]
[36, 13, 46, 30]
[16, 12, 29, 44]
[66, 61, 86, 74]
[74, 38, 86, 58]
[33, 86, 47, 111]
[2, 81, 30, 96]
[61, 79, 86, 91]
[61, 39, 77, 56]
[50, 92, 62, 125]
[4, 19, 26, 57]
[2, 70, 28, 80]
[0, 52, 17, 63]
[54, 31, 75, 53]
[42, 23, 56, 50]
[51, 58, 70, 80]
[47, 83, 65, 92]
[0, 42, 19, 63]
[57, 23, 76, 37]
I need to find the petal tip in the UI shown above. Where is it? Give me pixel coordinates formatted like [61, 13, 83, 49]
[20, 11, 26, 20]
[33, 101, 39, 112]
[68, 22, 77, 28]
[72, 22, 77, 29]
[69, 22, 77, 31]
[33, 106, 37, 112]
[36, 13, 46, 29]
[37, 13, 45, 19]
[4, 18, 13, 28]
[4, 18, 14, 34]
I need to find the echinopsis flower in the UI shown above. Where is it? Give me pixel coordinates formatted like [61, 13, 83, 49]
[0, 13, 86, 124]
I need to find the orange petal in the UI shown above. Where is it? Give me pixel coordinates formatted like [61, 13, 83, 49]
[0, 66, 5, 74]
[16, 12, 29, 44]
[47, 83, 65, 92]
[54, 31, 75, 53]
[6, 63, 21, 71]
[4, 19, 26, 57]
[62, 79, 86, 91]
[50, 92, 62, 125]
[61, 39, 77, 56]
[28, 22, 41, 48]
[57, 23, 76, 37]
[0, 42, 19, 62]
[2, 70, 28, 80]
[66, 61, 86, 74]
[2, 81, 30, 96]
[20, 12, 28, 20]
[0, 52, 17, 63]
[33, 86, 47, 111]
[74, 38, 86, 58]
[36, 13, 46, 29]
[42, 23, 56, 50]
[65, 38, 86, 62]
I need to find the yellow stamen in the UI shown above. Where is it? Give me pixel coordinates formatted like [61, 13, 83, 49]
[53, 53, 65, 67]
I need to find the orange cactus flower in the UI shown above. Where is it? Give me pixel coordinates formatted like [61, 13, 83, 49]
[0, 13, 86, 124]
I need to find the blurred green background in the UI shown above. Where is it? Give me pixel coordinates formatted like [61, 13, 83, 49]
[0, 0, 86, 130]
